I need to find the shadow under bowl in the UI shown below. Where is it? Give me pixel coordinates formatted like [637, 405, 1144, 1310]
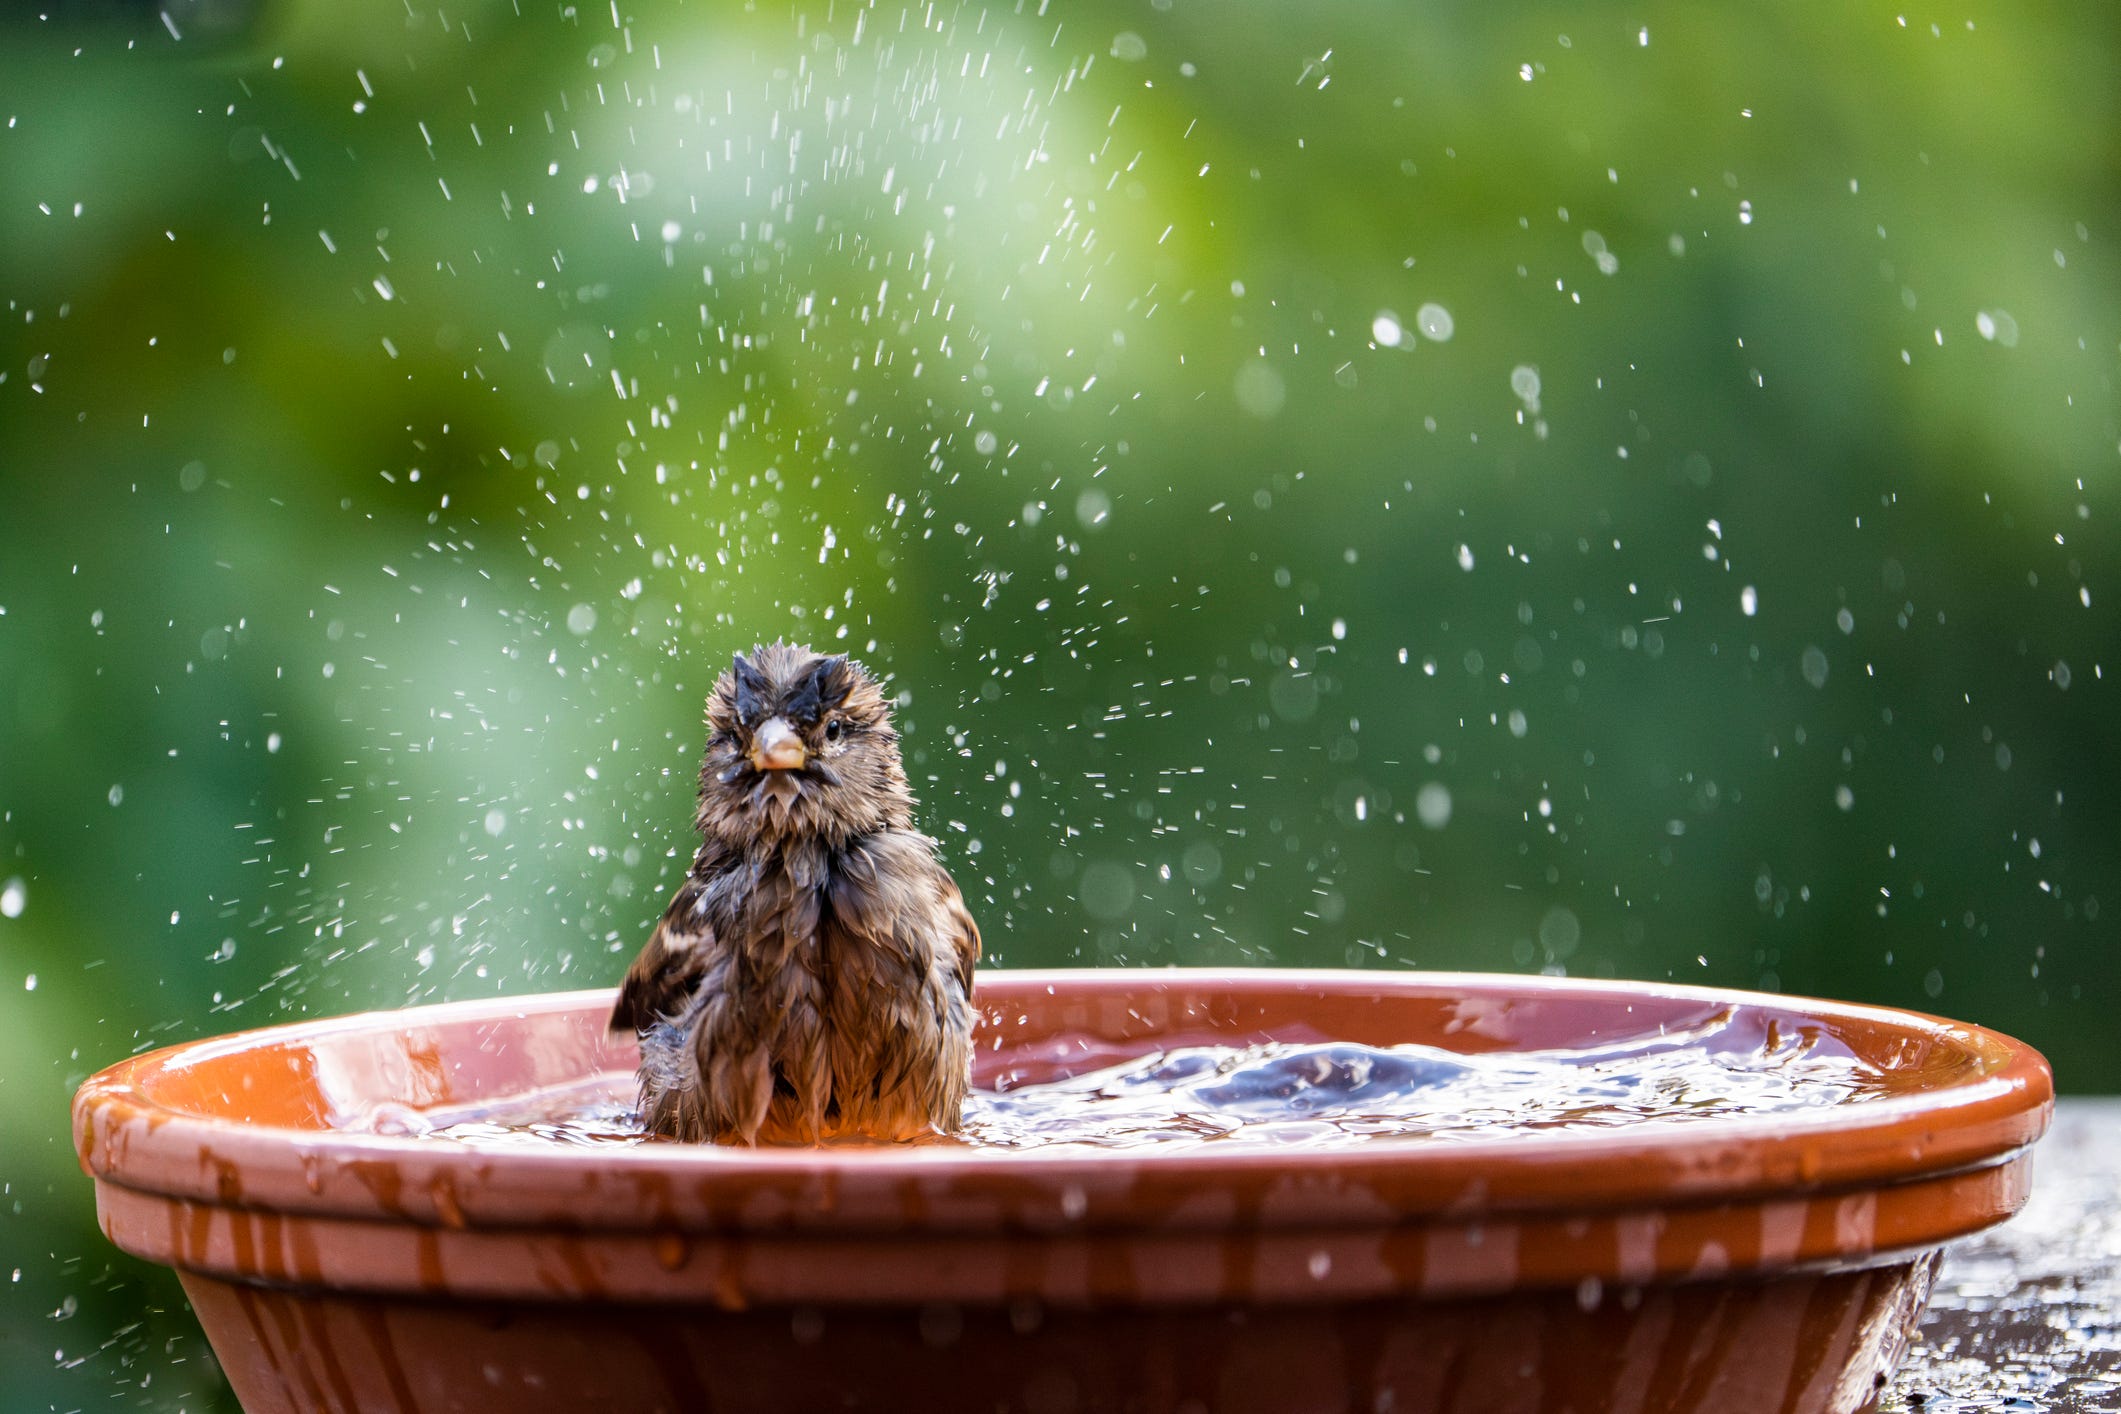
[74, 969, 2051, 1414]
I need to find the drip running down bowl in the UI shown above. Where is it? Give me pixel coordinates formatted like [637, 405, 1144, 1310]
[73, 970, 2052, 1414]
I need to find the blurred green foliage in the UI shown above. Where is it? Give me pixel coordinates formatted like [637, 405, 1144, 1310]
[1, 0, 2115, 1405]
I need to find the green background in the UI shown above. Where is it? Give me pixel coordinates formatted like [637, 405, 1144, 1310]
[2, 0, 2114, 1405]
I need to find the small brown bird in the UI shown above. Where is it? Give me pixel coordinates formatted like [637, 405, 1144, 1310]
[609, 643, 980, 1144]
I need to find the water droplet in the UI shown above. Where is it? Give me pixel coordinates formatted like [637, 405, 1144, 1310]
[973, 429, 999, 456]
[485, 809, 508, 837]
[1800, 645, 1830, 689]
[1109, 31, 1148, 61]
[1269, 671, 1319, 721]
[1740, 585, 1758, 617]
[1078, 862, 1135, 921]
[1, 879, 25, 919]
[1456, 543, 1476, 572]
[1975, 308, 2018, 347]
[1415, 303, 1455, 341]
[1181, 842, 1222, 886]
[566, 603, 598, 635]
[1075, 488, 1111, 529]
[1539, 906, 1581, 958]
[1233, 359, 1286, 418]
[1416, 782, 1453, 829]
[1371, 311, 1403, 347]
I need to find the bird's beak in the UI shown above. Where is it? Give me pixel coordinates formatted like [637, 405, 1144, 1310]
[749, 716, 807, 772]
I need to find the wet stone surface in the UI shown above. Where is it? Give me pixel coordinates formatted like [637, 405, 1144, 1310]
[1886, 1100, 2121, 1412]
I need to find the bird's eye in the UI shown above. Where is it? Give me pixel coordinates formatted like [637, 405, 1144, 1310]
[824, 718, 844, 743]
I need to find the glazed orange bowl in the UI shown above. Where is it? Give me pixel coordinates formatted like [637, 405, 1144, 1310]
[74, 969, 2051, 1414]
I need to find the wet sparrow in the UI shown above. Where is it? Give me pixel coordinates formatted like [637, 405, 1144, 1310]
[609, 644, 981, 1144]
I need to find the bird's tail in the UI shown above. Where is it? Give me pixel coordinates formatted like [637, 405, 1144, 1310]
[637, 1016, 705, 1136]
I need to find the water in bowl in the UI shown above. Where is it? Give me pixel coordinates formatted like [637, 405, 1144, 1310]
[377, 1006, 1905, 1150]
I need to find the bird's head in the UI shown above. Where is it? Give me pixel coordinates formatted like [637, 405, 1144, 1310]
[698, 642, 912, 846]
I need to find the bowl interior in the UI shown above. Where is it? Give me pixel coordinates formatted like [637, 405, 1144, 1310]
[130, 970, 2015, 1135]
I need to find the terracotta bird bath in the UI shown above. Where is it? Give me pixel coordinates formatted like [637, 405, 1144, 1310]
[73, 969, 2051, 1414]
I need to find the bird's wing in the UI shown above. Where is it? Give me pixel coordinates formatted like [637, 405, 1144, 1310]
[828, 835, 980, 989]
[610, 889, 715, 1032]
[818, 838, 980, 1129]
[937, 870, 982, 998]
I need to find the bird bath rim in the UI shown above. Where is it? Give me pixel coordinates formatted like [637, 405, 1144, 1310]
[75, 969, 2050, 1261]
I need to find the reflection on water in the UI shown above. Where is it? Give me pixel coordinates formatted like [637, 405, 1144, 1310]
[392, 1022, 1894, 1151]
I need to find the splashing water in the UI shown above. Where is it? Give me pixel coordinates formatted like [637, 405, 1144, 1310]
[404, 1021, 1895, 1152]
[960, 1032, 1887, 1148]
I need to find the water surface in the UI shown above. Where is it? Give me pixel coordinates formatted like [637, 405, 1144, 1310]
[390, 1018, 1900, 1151]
